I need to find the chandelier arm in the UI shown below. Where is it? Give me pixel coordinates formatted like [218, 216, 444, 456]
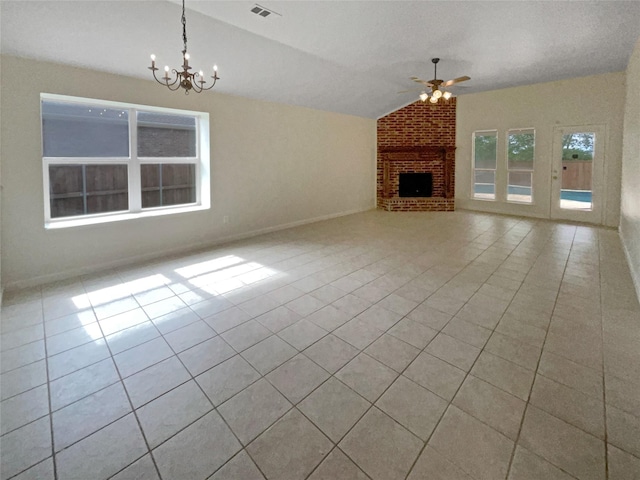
[163, 70, 183, 90]
[191, 72, 217, 92]
[201, 77, 217, 90]
[151, 68, 179, 88]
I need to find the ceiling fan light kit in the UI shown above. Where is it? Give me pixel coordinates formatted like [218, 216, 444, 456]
[149, 0, 220, 94]
[406, 58, 470, 104]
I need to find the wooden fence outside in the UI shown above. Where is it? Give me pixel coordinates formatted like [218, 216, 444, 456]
[561, 161, 592, 191]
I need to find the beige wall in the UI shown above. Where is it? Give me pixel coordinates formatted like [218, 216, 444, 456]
[0, 55, 376, 289]
[0, 54, 3, 301]
[455, 72, 626, 227]
[621, 38, 640, 298]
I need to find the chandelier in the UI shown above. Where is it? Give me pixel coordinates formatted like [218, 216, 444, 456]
[149, 0, 219, 94]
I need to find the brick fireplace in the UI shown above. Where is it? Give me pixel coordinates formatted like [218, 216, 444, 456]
[377, 98, 456, 211]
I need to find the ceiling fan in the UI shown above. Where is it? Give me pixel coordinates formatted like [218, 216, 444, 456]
[400, 58, 470, 103]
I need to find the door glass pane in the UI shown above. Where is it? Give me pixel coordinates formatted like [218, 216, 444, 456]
[507, 171, 532, 203]
[137, 112, 197, 157]
[474, 170, 495, 199]
[141, 164, 196, 209]
[42, 101, 129, 157]
[561, 133, 594, 210]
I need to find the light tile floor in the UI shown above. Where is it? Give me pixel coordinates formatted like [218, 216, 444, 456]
[1, 210, 640, 480]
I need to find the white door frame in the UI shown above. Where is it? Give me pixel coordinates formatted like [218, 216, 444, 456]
[550, 125, 606, 224]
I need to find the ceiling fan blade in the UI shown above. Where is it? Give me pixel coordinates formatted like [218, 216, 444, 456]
[411, 78, 434, 87]
[442, 76, 470, 87]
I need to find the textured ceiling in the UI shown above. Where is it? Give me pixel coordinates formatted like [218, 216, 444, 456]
[2, 1, 639, 118]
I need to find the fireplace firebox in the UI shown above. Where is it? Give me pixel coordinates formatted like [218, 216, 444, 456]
[399, 173, 433, 197]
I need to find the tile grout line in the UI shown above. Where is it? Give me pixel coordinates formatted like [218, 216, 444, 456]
[43, 287, 59, 480]
[503, 225, 575, 479]
[304, 223, 531, 478]
[0, 286, 60, 480]
[84, 277, 165, 480]
[37, 280, 338, 478]
[329, 221, 525, 477]
[142, 305, 274, 480]
[403, 220, 539, 480]
[4, 287, 62, 480]
[598, 230, 609, 480]
[212, 241, 460, 478]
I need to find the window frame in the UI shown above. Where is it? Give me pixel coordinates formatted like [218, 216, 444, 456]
[41, 93, 210, 229]
[471, 129, 498, 201]
[505, 127, 535, 204]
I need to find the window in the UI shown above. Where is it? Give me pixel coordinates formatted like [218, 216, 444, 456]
[507, 128, 535, 203]
[472, 131, 497, 200]
[41, 94, 209, 228]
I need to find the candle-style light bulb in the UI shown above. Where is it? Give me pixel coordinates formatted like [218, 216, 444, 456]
[199, 70, 204, 82]
[213, 64, 218, 72]
[184, 53, 190, 61]
[164, 65, 170, 72]
[150, 54, 156, 61]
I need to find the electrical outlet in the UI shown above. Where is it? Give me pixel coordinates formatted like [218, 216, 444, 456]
[223, 216, 229, 224]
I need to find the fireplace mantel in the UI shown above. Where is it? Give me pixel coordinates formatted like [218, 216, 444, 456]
[379, 146, 455, 155]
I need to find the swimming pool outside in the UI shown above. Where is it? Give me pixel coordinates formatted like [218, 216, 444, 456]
[473, 185, 592, 203]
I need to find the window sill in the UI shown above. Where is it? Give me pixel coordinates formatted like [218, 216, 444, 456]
[506, 200, 535, 205]
[45, 204, 209, 230]
[471, 196, 496, 202]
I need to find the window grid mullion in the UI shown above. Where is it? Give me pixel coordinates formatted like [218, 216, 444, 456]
[129, 108, 142, 213]
[82, 164, 88, 215]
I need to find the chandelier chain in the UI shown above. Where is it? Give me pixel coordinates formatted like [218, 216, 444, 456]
[181, 0, 188, 55]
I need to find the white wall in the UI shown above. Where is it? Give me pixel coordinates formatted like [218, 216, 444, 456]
[620, 38, 640, 298]
[0, 55, 376, 289]
[455, 72, 626, 227]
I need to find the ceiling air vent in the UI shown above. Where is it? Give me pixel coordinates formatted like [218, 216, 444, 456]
[250, 4, 280, 18]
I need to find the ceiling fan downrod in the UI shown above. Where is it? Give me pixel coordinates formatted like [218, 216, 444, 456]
[432, 58, 439, 80]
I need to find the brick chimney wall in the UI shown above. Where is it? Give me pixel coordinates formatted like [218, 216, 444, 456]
[377, 98, 456, 211]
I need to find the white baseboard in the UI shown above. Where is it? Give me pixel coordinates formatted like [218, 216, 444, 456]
[4, 207, 375, 292]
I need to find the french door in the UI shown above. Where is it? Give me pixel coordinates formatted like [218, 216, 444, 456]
[550, 125, 605, 224]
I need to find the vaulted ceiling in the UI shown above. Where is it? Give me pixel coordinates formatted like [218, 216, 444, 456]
[2, 1, 639, 118]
